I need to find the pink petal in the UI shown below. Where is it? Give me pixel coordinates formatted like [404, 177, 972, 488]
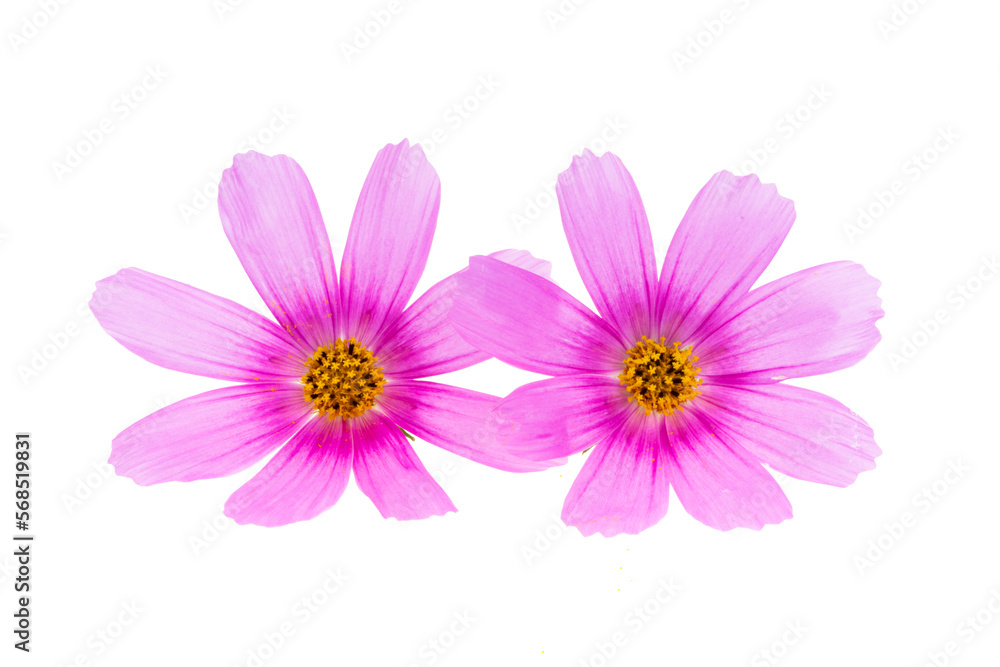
[340, 140, 440, 345]
[351, 412, 456, 520]
[225, 416, 352, 527]
[91, 268, 305, 381]
[657, 171, 796, 343]
[556, 151, 658, 344]
[562, 413, 671, 537]
[664, 407, 792, 531]
[451, 255, 625, 376]
[699, 382, 880, 487]
[696, 262, 883, 383]
[218, 152, 339, 351]
[487, 248, 553, 280]
[111, 383, 311, 485]
[495, 375, 631, 461]
[375, 249, 552, 379]
[379, 380, 557, 473]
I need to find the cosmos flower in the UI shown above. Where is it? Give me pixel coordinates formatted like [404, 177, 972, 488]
[91, 140, 550, 527]
[451, 150, 883, 536]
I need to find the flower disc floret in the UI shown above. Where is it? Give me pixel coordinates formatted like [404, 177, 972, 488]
[302, 337, 385, 419]
[618, 336, 702, 416]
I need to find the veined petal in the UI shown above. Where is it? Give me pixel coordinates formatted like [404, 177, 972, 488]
[562, 413, 671, 537]
[376, 249, 552, 379]
[451, 255, 625, 376]
[664, 407, 792, 531]
[379, 380, 558, 472]
[487, 248, 553, 280]
[225, 416, 352, 527]
[340, 140, 440, 345]
[658, 171, 796, 343]
[91, 268, 305, 381]
[218, 152, 339, 351]
[111, 383, 311, 485]
[699, 383, 880, 487]
[352, 412, 456, 520]
[495, 375, 631, 461]
[696, 262, 883, 383]
[556, 150, 657, 344]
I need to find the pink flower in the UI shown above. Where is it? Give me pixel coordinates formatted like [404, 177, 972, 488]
[92, 140, 550, 527]
[451, 151, 884, 536]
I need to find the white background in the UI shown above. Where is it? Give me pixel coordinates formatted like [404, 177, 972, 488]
[3, 1, 999, 665]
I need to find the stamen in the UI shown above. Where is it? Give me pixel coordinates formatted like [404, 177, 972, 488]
[618, 336, 702, 416]
[301, 337, 385, 419]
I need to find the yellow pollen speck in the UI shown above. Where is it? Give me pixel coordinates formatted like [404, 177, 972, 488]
[618, 336, 702, 416]
[301, 337, 385, 420]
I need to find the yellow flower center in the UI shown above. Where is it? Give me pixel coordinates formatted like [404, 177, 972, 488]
[301, 337, 385, 420]
[618, 336, 702, 416]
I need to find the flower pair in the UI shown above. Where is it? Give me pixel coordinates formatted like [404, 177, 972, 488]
[92, 139, 882, 535]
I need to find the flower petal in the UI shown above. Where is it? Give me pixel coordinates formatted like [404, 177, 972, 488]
[451, 255, 624, 376]
[111, 383, 311, 485]
[657, 171, 796, 343]
[91, 268, 305, 381]
[698, 383, 880, 487]
[556, 150, 658, 343]
[562, 413, 671, 537]
[379, 380, 557, 472]
[696, 262, 883, 383]
[352, 412, 456, 520]
[375, 250, 552, 379]
[487, 248, 553, 280]
[664, 407, 792, 531]
[225, 416, 352, 527]
[218, 152, 339, 351]
[340, 140, 440, 345]
[495, 375, 631, 461]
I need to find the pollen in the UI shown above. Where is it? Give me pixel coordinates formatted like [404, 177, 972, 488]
[618, 336, 702, 416]
[301, 337, 385, 420]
